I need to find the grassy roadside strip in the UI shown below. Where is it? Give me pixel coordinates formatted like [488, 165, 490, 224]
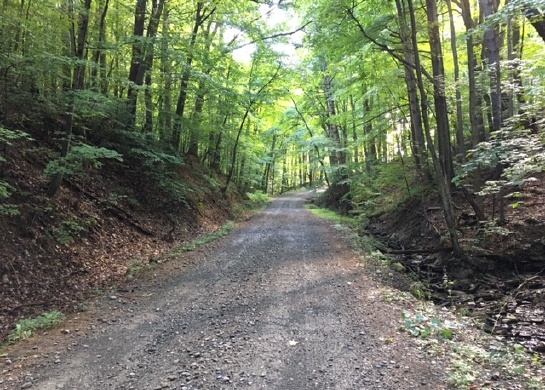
[305, 204, 355, 226]
[163, 221, 234, 260]
[305, 204, 544, 390]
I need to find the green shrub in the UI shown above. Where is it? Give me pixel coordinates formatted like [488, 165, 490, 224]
[246, 190, 272, 205]
[0, 127, 32, 216]
[0, 181, 19, 216]
[349, 159, 424, 219]
[9, 311, 65, 341]
[44, 144, 123, 178]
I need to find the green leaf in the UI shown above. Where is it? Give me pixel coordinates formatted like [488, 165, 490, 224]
[440, 328, 453, 340]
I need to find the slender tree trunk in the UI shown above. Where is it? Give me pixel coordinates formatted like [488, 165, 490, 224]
[172, 2, 214, 150]
[446, 0, 465, 161]
[408, 0, 463, 257]
[508, 0, 523, 106]
[426, 0, 455, 184]
[142, 0, 165, 134]
[91, 0, 109, 93]
[187, 20, 217, 157]
[223, 107, 250, 193]
[323, 62, 346, 170]
[363, 97, 376, 173]
[261, 135, 277, 193]
[458, 0, 486, 147]
[349, 95, 359, 164]
[223, 63, 280, 193]
[126, 0, 147, 130]
[210, 62, 232, 172]
[47, 0, 92, 197]
[158, 4, 172, 141]
[395, 0, 426, 172]
[291, 97, 330, 187]
[480, 0, 503, 132]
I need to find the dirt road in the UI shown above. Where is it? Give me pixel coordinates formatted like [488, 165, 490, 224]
[6, 193, 448, 389]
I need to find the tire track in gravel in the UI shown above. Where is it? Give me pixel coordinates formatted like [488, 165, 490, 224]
[14, 192, 449, 390]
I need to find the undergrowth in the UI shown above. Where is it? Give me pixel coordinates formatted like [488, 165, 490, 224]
[164, 221, 235, 260]
[246, 190, 272, 206]
[7, 311, 65, 342]
[349, 159, 429, 223]
[305, 204, 355, 227]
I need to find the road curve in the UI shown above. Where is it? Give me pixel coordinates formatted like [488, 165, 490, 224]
[17, 192, 448, 389]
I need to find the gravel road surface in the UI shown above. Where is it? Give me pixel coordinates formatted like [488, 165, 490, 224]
[5, 193, 449, 389]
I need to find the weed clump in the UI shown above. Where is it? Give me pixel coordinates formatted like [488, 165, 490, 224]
[8, 311, 65, 341]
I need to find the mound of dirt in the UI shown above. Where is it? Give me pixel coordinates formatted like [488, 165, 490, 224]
[314, 181, 352, 215]
[0, 140, 235, 342]
[365, 174, 545, 352]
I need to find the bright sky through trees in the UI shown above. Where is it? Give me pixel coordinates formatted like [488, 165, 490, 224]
[229, 1, 304, 63]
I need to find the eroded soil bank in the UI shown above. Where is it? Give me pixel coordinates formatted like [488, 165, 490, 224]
[1, 193, 448, 389]
[366, 183, 545, 354]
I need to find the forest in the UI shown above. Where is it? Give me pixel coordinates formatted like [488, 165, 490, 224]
[1, 0, 545, 347]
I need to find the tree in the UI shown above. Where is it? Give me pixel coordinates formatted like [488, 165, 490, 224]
[223, 51, 282, 193]
[172, 2, 216, 151]
[46, 0, 92, 197]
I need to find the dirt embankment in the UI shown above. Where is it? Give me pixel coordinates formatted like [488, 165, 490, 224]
[366, 176, 545, 352]
[0, 143, 234, 342]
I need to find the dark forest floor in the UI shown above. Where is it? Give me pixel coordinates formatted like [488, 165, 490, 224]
[0, 140, 238, 342]
[363, 173, 545, 353]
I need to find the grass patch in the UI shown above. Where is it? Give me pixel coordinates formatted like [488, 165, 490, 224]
[163, 221, 235, 261]
[8, 311, 65, 342]
[180, 221, 234, 251]
[304, 204, 355, 226]
[125, 258, 152, 281]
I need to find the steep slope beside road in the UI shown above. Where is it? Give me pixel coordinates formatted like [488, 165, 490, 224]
[2, 192, 448, 389]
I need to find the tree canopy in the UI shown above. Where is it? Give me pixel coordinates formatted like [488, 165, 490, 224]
[1, 0, 545, 257]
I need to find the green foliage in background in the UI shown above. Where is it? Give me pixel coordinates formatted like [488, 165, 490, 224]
[44, 144, 123, 178]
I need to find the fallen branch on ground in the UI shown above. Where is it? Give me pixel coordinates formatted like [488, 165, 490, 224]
[381, 247, 453, 255]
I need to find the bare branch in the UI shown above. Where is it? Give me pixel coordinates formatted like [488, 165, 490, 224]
[344, 6, 434, 83]
[225, 21, 311, 53]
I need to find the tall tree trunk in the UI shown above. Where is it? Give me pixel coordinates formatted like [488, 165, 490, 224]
[458, 0, 486, 147]
[323, 60, 346, 173]
[408, 0, 463, 257]
[363, 97, 376, 173]
[223, 63, 280, 193]
[47, 0, 92, 197]
[426, 0, 455, 184]
[187, 20, 217, 157]
[446, 0, 465, 161]
[210, 62, 232, 172]
[158, 4, 172, 141]
[291, 97, 330, 187]
[223, 107, 250, 193]
[480, 0, 503, 132]
[91, 0, 109, 93]
[261, 135, 277, 193]
[172, 2, 215, 151]
[395, 0, 426, 172]
[126, 0, 164, 132]
[349, 95, 359, 164]
[142, 0, 165, 134]
[126, 0, 147, 130]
